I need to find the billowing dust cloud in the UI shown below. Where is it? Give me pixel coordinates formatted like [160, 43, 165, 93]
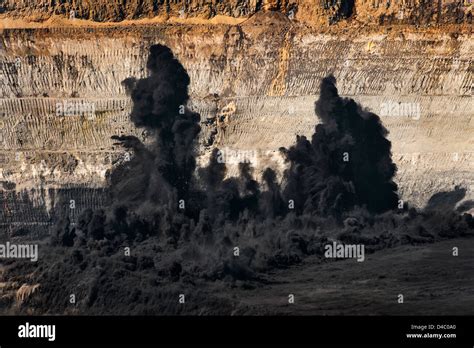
[2, 45, 472, 315]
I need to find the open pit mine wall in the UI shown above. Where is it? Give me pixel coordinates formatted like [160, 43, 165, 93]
[0, 20, 473, 235]
[1, 0, 473, 25]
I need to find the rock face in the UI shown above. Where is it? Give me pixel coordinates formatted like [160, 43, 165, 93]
[0, 2, 473, 233]
[1, 0, 472, 25]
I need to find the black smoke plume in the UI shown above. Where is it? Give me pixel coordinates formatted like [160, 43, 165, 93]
[282, 75, 399, 216]
[112, 44, 201, 216]
[3, 45, 472, 315]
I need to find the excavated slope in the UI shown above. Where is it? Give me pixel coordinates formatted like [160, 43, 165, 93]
[0, 6, 473, 233]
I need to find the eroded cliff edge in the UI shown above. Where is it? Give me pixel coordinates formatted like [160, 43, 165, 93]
[1, 0, 472, 26]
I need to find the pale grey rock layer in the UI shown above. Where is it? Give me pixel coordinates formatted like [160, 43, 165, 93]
[0, 25, 473, 229]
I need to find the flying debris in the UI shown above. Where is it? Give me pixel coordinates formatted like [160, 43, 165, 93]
[2, 45, 473, 316]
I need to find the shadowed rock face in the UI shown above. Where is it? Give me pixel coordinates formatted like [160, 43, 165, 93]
[0, 2, 473, 232]
[1, 0, 472, 25]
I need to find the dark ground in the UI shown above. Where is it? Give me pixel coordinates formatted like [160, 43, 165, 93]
[207, 237, 474, 315]
[1, 236, 472, 315]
